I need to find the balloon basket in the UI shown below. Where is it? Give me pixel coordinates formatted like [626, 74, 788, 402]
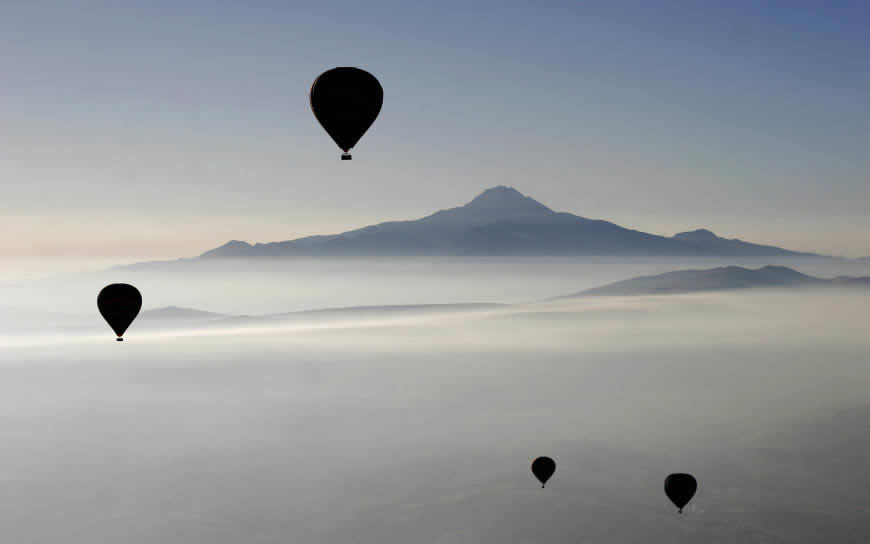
[116, 337, 124, 342]
[341, 153, 352, 160]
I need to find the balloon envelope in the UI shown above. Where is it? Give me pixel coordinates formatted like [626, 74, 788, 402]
[310, 67, 383, 157]
[97, 284, 142, 340]
[664, 473, 697, 513]
[531, 456, 556, 488]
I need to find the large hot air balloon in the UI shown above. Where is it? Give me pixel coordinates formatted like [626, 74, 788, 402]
[531, 456, 556, 488]
[664, 473, 697, 513]
[310, 67, 383, 160]
[97, 284, 142, 341]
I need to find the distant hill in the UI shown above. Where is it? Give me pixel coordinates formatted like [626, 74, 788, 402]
[570, 265, 870, 297]
[110, 271, 870, 329]
[200, 186, 817, 258]
[131, 303, 502, 331]
[669, 228, 809, 257]
[138, 306, 227, 322]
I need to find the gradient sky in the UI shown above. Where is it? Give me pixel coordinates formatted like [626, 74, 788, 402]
[1, 1, 868, 257]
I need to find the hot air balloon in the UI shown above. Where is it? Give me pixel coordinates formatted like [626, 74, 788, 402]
[97, 284, 142, 341]
[310, 67, 383, 160]
[531, 456, 556, 488]
[664, 473, 697, 513]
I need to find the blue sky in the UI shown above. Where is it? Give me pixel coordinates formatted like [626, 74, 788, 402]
[0, 1, 868, 256]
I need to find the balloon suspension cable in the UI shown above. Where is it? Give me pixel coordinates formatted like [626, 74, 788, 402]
[678, 508, 683, 514]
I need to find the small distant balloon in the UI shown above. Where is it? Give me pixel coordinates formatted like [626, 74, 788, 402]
[310, 67, 383, 159]
[664, 473, 697, 513]
[531, 456, 556, 488]
[97, 284, 142, 341]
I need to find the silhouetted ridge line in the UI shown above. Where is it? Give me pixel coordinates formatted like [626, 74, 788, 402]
[197, 187, 818, 258]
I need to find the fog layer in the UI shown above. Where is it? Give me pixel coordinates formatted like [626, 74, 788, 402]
[0, 259, 868, 543]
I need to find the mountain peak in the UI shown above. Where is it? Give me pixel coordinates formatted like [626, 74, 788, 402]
[200, 240, 253, 258]
[465, 186, 553, 214]
[672, 229, 720, 242]
[190, 187, 814, 259]
[222, 240, 253, 249]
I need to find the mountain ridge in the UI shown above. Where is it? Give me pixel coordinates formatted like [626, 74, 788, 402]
[200, 186, 817, 258]
[570, 265, 870, 297]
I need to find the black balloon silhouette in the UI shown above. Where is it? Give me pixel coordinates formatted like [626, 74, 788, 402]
[664, 473, 697, 513]
[531, 456, 556, 488]
[97, 284, 142, 341]
[310, 67, 383, 159]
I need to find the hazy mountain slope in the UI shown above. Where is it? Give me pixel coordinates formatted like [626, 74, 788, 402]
[97, 267, 870, 335]
[671, 228, 812, 257]
[571, 265, 869, 296]
[200, 186, 815, 258]
[138, 306, 227, 322]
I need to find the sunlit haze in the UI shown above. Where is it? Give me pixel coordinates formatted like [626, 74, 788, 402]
[1, 2, 868, 257]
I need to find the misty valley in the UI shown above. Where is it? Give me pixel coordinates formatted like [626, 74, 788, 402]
[0, 256, 868, 543]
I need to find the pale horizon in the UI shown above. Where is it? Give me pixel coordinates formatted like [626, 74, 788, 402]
[3, 184, 866, 259]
